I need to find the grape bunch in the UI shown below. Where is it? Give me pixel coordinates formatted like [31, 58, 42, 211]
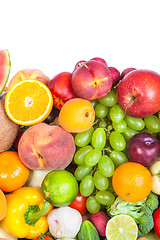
[73, 89, 160, 214]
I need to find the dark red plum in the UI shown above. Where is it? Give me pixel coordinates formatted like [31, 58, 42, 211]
[120, 67, 137, 79]
[90, 57, 108, 66]
[126, 132, 160, 167]
[108, 66, 121, 86]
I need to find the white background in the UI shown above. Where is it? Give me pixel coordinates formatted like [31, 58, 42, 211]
[1, 0, 160, 82]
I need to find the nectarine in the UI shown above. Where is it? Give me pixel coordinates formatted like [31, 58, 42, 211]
[71, 60, 112, 100]
[8, 69, 50, 90]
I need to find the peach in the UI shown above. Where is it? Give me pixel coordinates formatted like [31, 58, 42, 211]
[71, 60, 112, 100]
[18, 123, 75, 170]
[7, 69, 50, 90]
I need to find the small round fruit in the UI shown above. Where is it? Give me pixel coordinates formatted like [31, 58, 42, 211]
[112, 162, 152, 202]
[59, 98, 95, 133]
[41, 170, 79, 207]
[0, 151, 30, 192]
[0, 190, 7, 221]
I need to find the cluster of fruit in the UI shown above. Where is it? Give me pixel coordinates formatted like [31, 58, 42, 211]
[1, 49, 160, 240]
[73, 86, 160, 213]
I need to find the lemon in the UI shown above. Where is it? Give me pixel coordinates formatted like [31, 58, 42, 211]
[105, 214, 138, 240]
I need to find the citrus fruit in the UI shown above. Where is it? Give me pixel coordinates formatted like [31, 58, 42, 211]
[41, 170, 79, 207]
[105, 214, 138, 240]
[0, 151, 30, 192]
[112, 162, 152, 202]
[5, 79, 53, 126]
[0, 189, 7, 221]
[137, 238, 149, 240]
[59, 98, 95, 133]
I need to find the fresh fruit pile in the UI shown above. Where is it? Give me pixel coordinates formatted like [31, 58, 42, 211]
[0, 50, 160, 240]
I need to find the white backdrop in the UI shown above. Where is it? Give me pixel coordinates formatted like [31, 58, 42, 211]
[1, 0, 160, 82]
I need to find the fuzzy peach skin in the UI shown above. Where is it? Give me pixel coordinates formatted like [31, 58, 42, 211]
[18, 123, 75, 170]
[7, 69, 50, 91]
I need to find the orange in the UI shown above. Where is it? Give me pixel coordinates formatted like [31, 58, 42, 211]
[59, 98, 95, 133]
[5, 79, 53, 126]
[0, 151, 30, 192]
[112, 162, 152, 202]
[0, 189, 7, 221]
[137, 238, 149, 240]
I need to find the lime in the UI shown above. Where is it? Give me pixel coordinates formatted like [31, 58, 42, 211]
[105, 214, 138, 240]
[41, 170, 78, 207]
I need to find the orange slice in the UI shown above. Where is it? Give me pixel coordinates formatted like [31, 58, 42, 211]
[5, 79, 53, 126]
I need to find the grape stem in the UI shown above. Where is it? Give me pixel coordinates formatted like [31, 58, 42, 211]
[103, 147, 113, 154]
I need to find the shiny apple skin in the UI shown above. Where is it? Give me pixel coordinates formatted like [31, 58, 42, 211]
[48, 72, 77, 110]
[126, 132, 160, 167]
[117, 69, 160, 118]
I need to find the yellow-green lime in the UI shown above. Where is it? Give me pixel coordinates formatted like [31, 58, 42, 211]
[105, 214, 138, 240]
[41, 170, 78, 207]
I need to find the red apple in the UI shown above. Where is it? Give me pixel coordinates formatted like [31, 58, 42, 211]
[47, 72, 77, 110]
[116, 69, 160, 118]
[71, 60, 112, 100]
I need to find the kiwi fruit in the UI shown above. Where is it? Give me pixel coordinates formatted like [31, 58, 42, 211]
[0, 98, 19, 153]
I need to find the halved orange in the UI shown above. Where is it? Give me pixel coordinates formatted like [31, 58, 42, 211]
[5, 79, 53, 126]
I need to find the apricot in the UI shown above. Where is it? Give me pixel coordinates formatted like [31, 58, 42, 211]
[59, 98, 95, 133]
[18, 123, 75, 170]
[7, 68, 50, 90]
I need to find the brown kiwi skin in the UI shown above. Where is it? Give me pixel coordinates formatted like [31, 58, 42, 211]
[0, 98, 19, 153]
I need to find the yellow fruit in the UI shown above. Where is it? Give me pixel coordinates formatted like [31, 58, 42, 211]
[5, 79, 53, 126]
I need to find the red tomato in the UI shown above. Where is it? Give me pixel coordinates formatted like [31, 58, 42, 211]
[34, 235, 53, 240]
[69, 192, 88, 215]
[153, 206, 160, 238]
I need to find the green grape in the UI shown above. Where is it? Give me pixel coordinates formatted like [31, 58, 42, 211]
[74, 145, 93, 164]
[122, 127, 138, 141]
[90, 99, 98, 109]
[109, 150, 128, 168]
[144, 115, 160, 133]
[85, 149, 102, 166]
[112, 119, 127, 133]
[80, 175, 94, 197]
[74, 127, 94, 147]
[98, 155, 115, 177]
[95, 103, 108, 118]
[95, 190, 115, 206]
[110, 104, 125, 123]
[91, 127, 106, 149]
[99, 120, 107, 128]
[109, 131, 126, 151]
[93, 170, 109, 191]
[107, 177, 115, 194]
[98, 90, 117, 107]
[107, 108, 112, 121]
[86, 196, 101, 214]
[74, 164, 93, 181]
[125, 114, 145, 131]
